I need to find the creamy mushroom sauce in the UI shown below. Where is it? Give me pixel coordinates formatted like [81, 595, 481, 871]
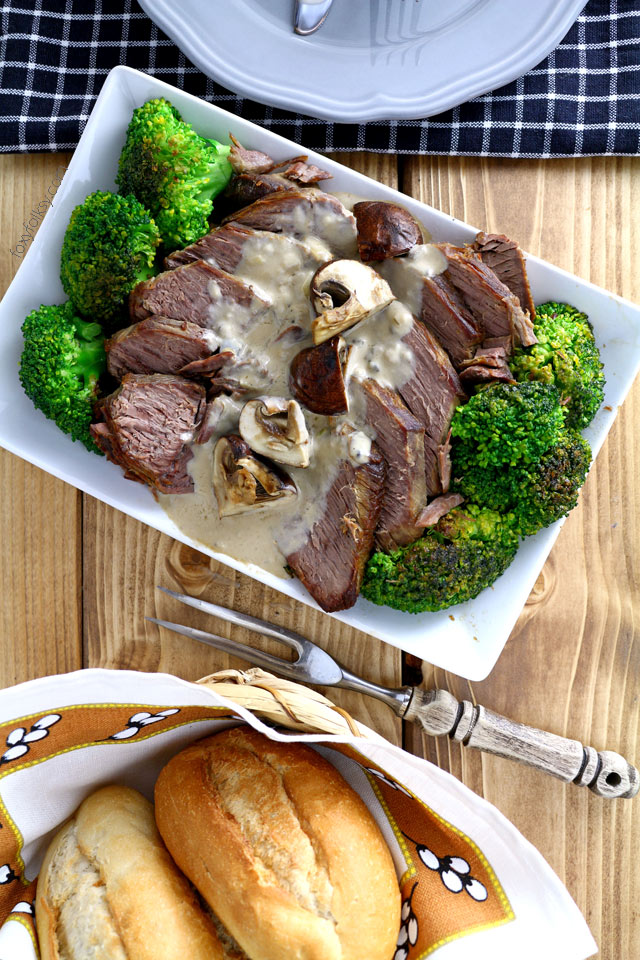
[159, 194, 446, 576]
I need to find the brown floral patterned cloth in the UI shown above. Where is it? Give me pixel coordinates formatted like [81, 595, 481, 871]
[0, 669, 596, 959]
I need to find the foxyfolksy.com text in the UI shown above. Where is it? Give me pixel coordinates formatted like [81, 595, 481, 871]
[9, 164, 68, 259]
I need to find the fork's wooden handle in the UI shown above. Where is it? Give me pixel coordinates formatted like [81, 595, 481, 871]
[404, 688, 639, 799]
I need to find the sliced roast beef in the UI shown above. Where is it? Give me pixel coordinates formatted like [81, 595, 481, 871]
[227, 137, 332, 186]
[224, 189, 358, 258]
[228, 135, 274, 175]
[353, 378, 427, 551]
[377, 256, 482, 366]
[416, 493, 465, 527]
[420, 274, 484, 365]
[90, 374, 206, 494]
[281, 446, 386, 612]
[164, 223, 256, 272]
[274, 159, 332, 185]
[220, 172, 295, 217]
[435, 242, 537, 348]
[458, 336, 515, 386]
[398, 318, 467, 496]
[105, 317, 217, 379]
[472, 232, 536, 321]
[164, 224, 328, 289]
[129, 260, 268, 327]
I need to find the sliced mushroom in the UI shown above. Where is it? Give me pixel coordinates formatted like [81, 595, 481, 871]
[353, 201, 424, 262]
[238, 397, 310, 468]
[212, 434, 297, 517]
[310, 260, 394, 345]
[289, 336, 350, 415]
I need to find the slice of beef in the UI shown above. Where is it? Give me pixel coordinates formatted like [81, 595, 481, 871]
[398, 318, 467, 496]
[228, 134, 274, 175]
[420, 274, 484, 365]
[435, 242, 537, 348]
[164, 223, 256, 272]
[281, 447, 386, 612]
[129, 260, 268, 327]
[377, 257, 482, 366]
[105, 316, 217, 379]
[353, 378, 426, 551]
[224, 189, 358, 258]
[90, 374, 206, 494]
[472, 232, 536, 321]
[275, 159, 332, 185]
[458, 336, 515, 386]
[164, 225, 326, 287]
[416, 493, 465, 527]
[219, 172, 295, 217]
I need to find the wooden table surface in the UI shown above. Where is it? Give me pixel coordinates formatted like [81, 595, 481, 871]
[1, 151, 638, 959]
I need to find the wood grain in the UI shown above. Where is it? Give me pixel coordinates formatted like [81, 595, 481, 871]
[0, 153, 81, 684]
[402, 156, 640, 959]
[1, 149, 639, 959]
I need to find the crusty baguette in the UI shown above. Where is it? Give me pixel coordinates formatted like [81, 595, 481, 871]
[154, 727, 401, 960]
[36, 784, 223, 960]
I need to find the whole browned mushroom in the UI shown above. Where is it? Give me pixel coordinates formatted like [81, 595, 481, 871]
[289, 336, 350, 415]
[212, 434, 297, 518]
[353, 201, 424, 262]
[310, 260, 394, 345]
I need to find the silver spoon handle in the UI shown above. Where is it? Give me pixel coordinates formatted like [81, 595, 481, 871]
[404, 688, 638, 799]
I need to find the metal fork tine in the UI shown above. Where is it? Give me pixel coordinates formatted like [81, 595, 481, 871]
[153, 588, 344, 685]
[146, 617, 307, 683]
[157, 586, 306, 654]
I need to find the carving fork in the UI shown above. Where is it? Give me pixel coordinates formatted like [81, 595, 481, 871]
[148, 587, 639, 799]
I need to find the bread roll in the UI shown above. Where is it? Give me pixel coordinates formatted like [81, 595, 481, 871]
[154, 727, 401, 960]
[36, 784, 223, 960]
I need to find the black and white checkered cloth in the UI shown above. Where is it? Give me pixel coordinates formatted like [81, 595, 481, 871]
[0, 0, 638, 156]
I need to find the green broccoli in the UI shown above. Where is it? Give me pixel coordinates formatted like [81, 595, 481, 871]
[61, 190, 160, 325]
[19, 302, 105, 454]
[116, 98, 232, 250]
[510, 301, 605, 429]
[362, 506, 519, 613]
[450, 381, 565, 468]
[452, 428, 591, 537]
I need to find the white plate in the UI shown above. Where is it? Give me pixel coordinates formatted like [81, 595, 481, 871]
[1, 66, 639, 681]
[138, 0, 588, 122]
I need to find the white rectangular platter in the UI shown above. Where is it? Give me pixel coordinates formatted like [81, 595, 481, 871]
[1, 66, 639, 681]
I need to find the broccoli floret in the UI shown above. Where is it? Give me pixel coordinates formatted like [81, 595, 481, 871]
[453, 429, 591, 537]
[511, 301, 605, 429]
[450, 381, 565, 469]
[116, 98, 232, 250]
[362, 506, 518, 613]
[61, 190, 160, 324]
[19, 302, 105, 454]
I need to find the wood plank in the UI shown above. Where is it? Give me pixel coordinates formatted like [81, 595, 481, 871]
[402, 156, 640, 960]
[0, 153, 82, 684]
[82, 152, 403, 746]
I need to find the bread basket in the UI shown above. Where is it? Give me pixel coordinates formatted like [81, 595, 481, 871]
[0, 668, 596, 960]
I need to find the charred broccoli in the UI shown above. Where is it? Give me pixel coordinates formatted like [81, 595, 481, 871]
[116, 98, 232, 250]
[61, 190, 160, 324]
[510, 301, 605, 429]
[451, 382, 591, 536]
[19, 302, 105, 453]
[362, 506, 519, 613]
